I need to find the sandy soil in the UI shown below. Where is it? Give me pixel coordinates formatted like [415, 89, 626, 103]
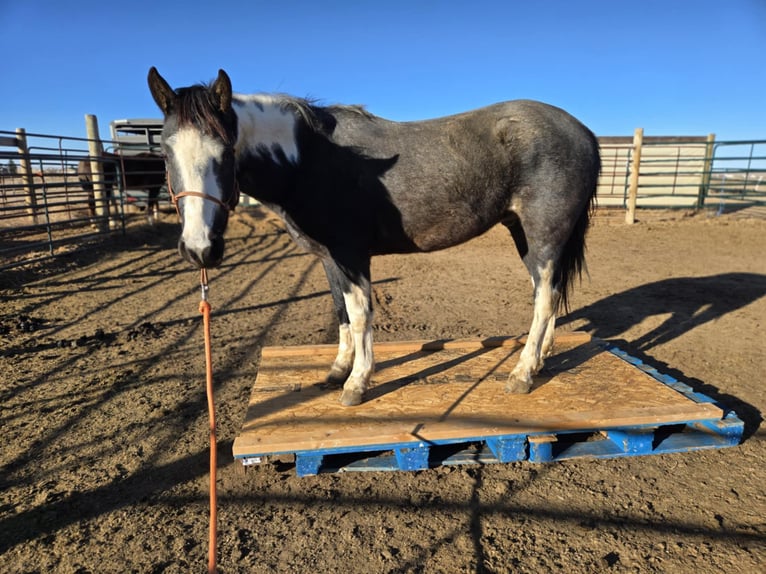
[1, 207, 764, 573]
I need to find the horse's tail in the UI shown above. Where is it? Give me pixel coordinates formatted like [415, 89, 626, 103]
[557, 134, 600, 314]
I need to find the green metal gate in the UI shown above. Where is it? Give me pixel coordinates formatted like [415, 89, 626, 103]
[700, 140, 766, 213]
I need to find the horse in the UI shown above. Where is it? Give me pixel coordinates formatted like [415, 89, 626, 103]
[78, 151, 166, 224]
[147, 67, 600, 407]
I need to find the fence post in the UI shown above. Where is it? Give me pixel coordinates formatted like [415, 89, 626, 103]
[16, 128, 38, 224]
[84, 114, 108, 228]
[625, 127, 643, 224]
[697, 133, 716, 209]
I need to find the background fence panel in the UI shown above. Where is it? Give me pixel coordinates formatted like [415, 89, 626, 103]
[0, 128, 165, 270]
[597, 136, 711, 209]
[1, 131, 103, 268]
[703, 140, 766, 214]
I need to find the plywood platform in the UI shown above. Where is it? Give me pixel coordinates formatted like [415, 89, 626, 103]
[232, 333, 743, 476]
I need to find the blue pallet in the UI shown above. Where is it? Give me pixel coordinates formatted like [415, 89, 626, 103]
[236, 344, 744, 476]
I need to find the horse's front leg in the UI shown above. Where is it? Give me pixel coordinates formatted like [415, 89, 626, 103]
[340, 277, 374, 406]
[322, 260, 354, 385]
[322, 258, 374, 406]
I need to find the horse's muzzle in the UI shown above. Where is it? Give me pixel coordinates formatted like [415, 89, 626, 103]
[178, 236, 225, 268]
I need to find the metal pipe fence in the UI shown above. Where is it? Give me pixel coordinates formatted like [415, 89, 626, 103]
[596, 136, 765, 215]
[0, 129, 166, 270]
[703, 140, 766, 213]
[597, 143, 632, 204]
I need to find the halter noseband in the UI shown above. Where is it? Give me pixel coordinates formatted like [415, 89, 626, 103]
[166, 172, 240, 216]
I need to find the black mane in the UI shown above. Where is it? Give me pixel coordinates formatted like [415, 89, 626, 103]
[176, 79, 377, 143]
[175, 83, 236, 144]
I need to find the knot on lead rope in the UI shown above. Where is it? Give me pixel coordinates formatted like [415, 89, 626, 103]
[200, 268, 210, 302]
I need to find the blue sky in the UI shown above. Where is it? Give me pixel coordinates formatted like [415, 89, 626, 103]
[1, 0, 764, 142]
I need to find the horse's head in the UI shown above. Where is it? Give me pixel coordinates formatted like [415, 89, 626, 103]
[148, 67, 239, 268]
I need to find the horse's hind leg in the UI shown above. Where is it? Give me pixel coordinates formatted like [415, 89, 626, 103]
[541, 314, 557, 360]
[503, 214, 563, 393]
[507, 260, 562, 393]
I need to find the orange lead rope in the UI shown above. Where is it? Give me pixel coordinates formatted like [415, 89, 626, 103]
[198, 268, 218, 574]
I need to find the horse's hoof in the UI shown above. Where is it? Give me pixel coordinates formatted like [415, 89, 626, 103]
[325, 366, 351, 388]
[505, 373, 532, 394]
[339, 388, 364, 407]
[323, 374, 344, 388]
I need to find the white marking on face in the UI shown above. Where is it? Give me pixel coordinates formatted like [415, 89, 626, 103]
[233, 95, 299, 163]
[166, 127, 225, 251]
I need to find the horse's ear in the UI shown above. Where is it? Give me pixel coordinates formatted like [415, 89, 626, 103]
[148, 67, 176, 115]
[212, 69, 232, 113]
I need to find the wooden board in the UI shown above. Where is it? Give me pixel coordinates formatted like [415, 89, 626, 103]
[232, 333, 728, 462]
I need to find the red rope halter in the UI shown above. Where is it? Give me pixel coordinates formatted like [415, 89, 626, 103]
[166, 172, 239, 215]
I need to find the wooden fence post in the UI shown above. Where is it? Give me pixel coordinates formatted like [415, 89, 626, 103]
[16, 128, 38, 224]
[697, 133, 716, 209]
[625, 127, 643, 224]
[84, 114, 108, 227]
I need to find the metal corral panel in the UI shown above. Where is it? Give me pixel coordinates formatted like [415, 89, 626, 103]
[598, 136, 709, 208]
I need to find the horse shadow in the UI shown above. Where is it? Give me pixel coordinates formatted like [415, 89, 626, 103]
[560, 272, 766, 350]
[560, 272, 766, 436]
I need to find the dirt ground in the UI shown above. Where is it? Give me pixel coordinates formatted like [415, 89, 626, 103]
[1, 206, 764, 573]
